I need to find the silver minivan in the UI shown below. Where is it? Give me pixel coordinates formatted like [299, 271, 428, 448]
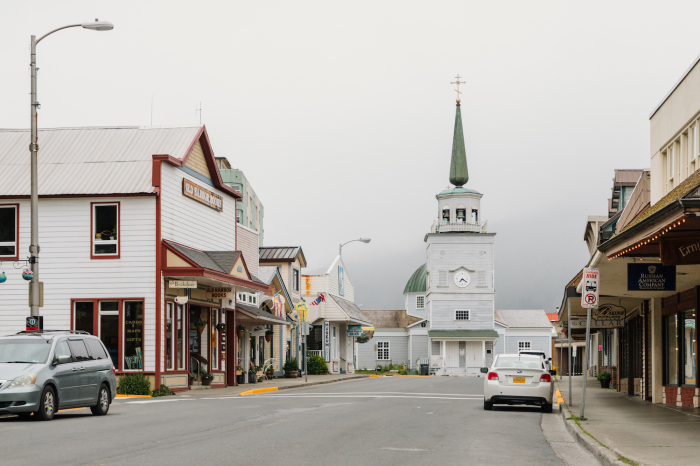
[0, 330, 117, 420]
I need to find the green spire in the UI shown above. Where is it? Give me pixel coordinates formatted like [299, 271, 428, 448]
[449, 101, 469, 187]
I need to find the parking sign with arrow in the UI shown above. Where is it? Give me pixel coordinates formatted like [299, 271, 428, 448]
[581, 267, 600, 309]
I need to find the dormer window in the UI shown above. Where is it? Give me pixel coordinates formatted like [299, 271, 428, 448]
[471, 209, 478, 223]
[442, 206, 450, 224]
[456, 206, 466, 223]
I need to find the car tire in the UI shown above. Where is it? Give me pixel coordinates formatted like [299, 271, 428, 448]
[36, 386, 56, 421]
[541, 402, 553, 413]
[91, 384, 110, 416]
[484, 400, 493, 410]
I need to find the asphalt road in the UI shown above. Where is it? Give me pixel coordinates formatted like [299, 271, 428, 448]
[0, 377, 569, 466]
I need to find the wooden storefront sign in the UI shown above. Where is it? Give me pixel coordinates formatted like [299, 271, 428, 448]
[627, 263, 676, 291]
[183, 179, 223, 211]
[169, 280, 197, 289]
[660, 238, 700, 265]
[207, 287, 233, 299]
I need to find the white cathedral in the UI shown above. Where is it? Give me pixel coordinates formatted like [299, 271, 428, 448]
[357, 96, 553, 375]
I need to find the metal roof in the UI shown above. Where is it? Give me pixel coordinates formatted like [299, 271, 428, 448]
[403, 263, 427, 294]
[494, 310, 552, 328]
[166, 241, 241, 275]
[259, 246, 307, 266]
[0, 126, 201, 196]
[237, 303, 289, 325]
[437, 187, 481, 196]
[360, 310, 422, 328]
[327, 294, 372, 326]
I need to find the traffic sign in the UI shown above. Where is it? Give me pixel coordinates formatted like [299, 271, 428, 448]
[581, 267, 600, 309]
[26, 316, 43, 333]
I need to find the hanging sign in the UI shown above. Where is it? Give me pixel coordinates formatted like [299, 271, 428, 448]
[660, 238, 700, 265]
[581, 267, 600, 309]
[324, 321, 330, 362]
[592, 304, 626, 320]
[347, 325, 363, 337]
[627, 263, 676, 291]
[207, 287, 233, 299]
[169, 280, 197, 289]
[295, 301, 308, 322]
[183, 179, 223, 211]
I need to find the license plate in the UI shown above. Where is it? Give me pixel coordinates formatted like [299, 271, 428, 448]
[513, 377, 525, 383]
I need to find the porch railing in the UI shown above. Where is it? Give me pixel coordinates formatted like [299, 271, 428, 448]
[431, 220, 487, 233]
[308, 350, 323, 358]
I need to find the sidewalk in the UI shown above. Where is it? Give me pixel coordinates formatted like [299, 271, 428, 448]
[184, 373, 370, 397]
[557, 376, 700, 466]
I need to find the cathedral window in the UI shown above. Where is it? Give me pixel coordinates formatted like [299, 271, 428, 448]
[456, 205, 466, 223]
[442, 206, 450, 223]
[455, 310, 470, 320]
[416, 296, 425, 309]
[471, 209, 478, 223]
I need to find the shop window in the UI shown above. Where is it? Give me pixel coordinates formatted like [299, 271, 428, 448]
[455, 309, 469, 320]
[177, 304, 185, 370]
[0, 204, 18, 259]
[332, 326, 338, 359]
[664, 314, 678, 385]
[293, 269, 300, 292]
[92, 202, 119, 258]
[681, 310, 696, 385]
[166, 303, 174, 370]
[211, 309, 219, 370]
[377, 341, 390, 360]
[416, 295, 425, 309]
[73, 299, 144, 371]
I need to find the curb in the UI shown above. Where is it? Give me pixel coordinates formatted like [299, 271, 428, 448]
[276, 374, 370, 390]
[559, 405, 628, 466]
[116, 394, 151, 398]
[240, 387, 278, 396]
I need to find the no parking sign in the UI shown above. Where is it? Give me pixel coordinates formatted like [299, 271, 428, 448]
[581, 267, 600, 309]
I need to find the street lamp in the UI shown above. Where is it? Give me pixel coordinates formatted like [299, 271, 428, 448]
[339, 238, 371, 256]
[28, 19, 114, 319]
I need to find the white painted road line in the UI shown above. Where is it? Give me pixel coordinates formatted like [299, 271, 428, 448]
[126, 399, 196, 404]
[380, 448, 431, 452]
[246, 395, 483, 400]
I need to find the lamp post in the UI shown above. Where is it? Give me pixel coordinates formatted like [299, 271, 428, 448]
[28, 19, 114, 318]
[339, 238, 371, 257]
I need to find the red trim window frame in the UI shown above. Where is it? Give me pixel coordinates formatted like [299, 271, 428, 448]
[164, 299, 188, 373]
[90, 201, 121, 259]
[70, 298, 145, 374]
[0, 203, 19, 261]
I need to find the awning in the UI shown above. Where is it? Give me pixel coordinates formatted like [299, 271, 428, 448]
[428, 330, 499, 339]
[237, 303, 290, 326]
[326, 294, 373, 326]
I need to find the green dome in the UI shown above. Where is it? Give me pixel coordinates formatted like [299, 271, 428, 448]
[438, 187, 481, 196]
[404, 263, 427, 294]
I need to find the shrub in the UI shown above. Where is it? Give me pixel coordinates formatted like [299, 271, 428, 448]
[151, 384, 175, 397]
[307, 354, 329, 375]
[117, 372, 151, 395]
[356, 332, 371, 344]
[596, 371, 611, 382]
[283, 357, 299, 372]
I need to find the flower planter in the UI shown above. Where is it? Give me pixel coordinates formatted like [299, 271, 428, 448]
[265, 334, 272, 343]
[600, 379, 610, 389]
[236, 374, 245, 384]
[266, 370, 274, 379]
[248, 373, 257, 383]
[237, 330, 245, 339]
[202, 378, 211, 386]
[284, 371, 298, 378]
[196, 325, 206, 335]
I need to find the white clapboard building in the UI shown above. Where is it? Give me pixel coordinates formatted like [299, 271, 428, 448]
[0, 126, 273, 390]
[356, 100, 553, 375]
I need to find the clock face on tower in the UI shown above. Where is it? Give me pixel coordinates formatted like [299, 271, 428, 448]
[454, 271, 471, 287]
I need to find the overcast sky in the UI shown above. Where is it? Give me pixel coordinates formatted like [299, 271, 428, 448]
[3, 1, 700, 311]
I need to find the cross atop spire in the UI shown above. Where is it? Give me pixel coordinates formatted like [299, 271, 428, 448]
[451, 74, 465, 104]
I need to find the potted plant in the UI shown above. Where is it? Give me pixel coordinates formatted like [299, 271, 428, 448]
[265, 365, 275, 379]
[237, 324, 246, 339]
[265, 330, 273, 343]
[248, 367, 257, 383]
[216, 322, 227, 331]
[284, 357, 299, 378]
[597, 371, 612, 389]
[195, 320, 207, 334]
[255, 365, 263, 378]
[201, 372, 214, 386]
[236, 366, 245, 384]
[189, 372, 197, 383]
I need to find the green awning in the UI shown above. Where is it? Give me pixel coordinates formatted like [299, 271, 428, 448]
[428, 330, 499, 338]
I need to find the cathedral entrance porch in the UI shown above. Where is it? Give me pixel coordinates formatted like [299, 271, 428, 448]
[431, 338, 494, 377]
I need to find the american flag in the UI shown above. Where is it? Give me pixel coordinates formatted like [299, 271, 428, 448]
[310, 293, 326, 305]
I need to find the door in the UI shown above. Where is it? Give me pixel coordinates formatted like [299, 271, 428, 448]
[464, 342, 481, 370]
[446, 342, 460, 368]
[67, 339, 95, 404]
[52, 340, 81, 407]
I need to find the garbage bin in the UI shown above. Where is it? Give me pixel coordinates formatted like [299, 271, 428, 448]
[420, 364, 429, 376]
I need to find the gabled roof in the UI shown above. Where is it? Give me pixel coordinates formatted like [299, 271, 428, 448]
[494, 310, 552, 328]
[404, 264, 427, 294]
[361, 310, 422, 328]
[166, 241, 242, 275]
[0, 126, 240, 199]
[257, 265, 293, 311]
[327, 294, 372, 326]
[259, 246, 307, 267]
[237, 303, 289, 325]
[546, 313, 559, 322]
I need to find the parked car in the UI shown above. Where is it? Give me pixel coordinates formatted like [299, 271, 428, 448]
[0, 331, 117, 420]
[518, 350, 552, 370]
[481, 353, 556, 413]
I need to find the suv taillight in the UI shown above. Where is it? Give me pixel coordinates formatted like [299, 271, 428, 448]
[487, 372, 499, 381]
[540, 373, 551, 382]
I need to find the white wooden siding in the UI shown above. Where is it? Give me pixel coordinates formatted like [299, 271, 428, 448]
[236, 224, 259, 277]
[431, 297, 494, 329]
[410, 335, 429, 369]
[0, 196, 157, 370]
[356, 335, 409, 369]
[160, 164, 236, 251]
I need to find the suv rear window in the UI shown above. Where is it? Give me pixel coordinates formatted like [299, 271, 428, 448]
[67, 339, 90, 362]
[86, 339, 109, 360]
[494, 356, 544, 369]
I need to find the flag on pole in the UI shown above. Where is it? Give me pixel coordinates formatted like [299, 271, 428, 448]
[310, 293, 325, 306]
